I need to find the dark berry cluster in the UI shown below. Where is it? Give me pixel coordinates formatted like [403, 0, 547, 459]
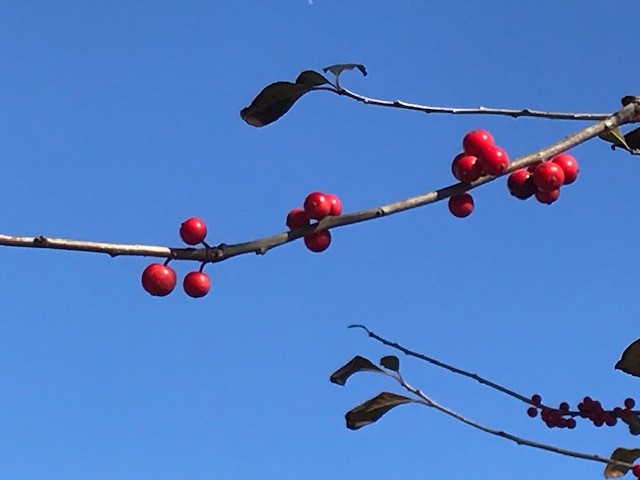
[526, 394, 635, 429]
[141, 217, 212, 298]
[448, 130, 509, 218]
[507, 153, 579, 205]
[286, 191, 342, 253]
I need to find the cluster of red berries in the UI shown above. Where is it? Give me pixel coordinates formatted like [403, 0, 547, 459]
[448, 130, 509, 218]
[286, 191, 342, 253]
[526, 394, 635, 429]
[507, 153, 579, 205]
[141, 217, 212, 298]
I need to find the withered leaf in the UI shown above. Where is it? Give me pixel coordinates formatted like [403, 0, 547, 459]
[323, 63, 367, 84]
[295, 70, 330, 87]
[622, 412, 640, 436]
[346, 392, 414, 430]
[621, 96, 640, 107]
[615, 339, 640, 377]
[624, 127, 640, 153]
[330, 356, 383, 386]
[604, 447, 640, 478]
[240, 81, 311, 127]
[599, 127, 631, 152]
[380, 355, 400, 372]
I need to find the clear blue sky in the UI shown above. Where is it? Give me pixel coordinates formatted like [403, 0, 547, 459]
[1, 2, 640, 479]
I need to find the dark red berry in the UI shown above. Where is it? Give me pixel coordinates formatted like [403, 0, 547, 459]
[451, 153, 466, 180]
[625, 398, 636, 409]
[325, 193, 343, 216]
[507, 169, 536, 200]
[286, 208, 310, 229]
[527, 407, 538, 418]
[632, 465, 640, 478]
[531, 394, 542, 406]
[604, 414, 617, 427]
[141, 263, 177, 297]
[463, 130, 495, 157]
[533, 162, 565, 192]
[535, 188, 560, 205]
[448, 193, 474, 218]
[559, 402, 570, 413]
[183, 271, 211, 298]
[620, 408, 632, 419]
[180, 217, 208, 245]
[552, 153, 579, 185]
[304, 230, 331, 252]
[304, 192, 332, 220]
[566, 418, 577, 429]
[455, 154, 483, 183]
[479, 145, 509, 175]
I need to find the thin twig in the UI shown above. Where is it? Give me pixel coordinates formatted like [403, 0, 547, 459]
[393, 374, 632, 470]
[1, 103, 638, 262]
[333, 86, 613, 121]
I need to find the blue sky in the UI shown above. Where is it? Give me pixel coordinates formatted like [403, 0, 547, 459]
[1, 2, 640, 479]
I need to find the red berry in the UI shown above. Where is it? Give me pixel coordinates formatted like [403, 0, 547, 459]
[141, 263, 177, 297]
[507, 169, 536, 200]
[325, 193, 343, 216]
[183, 271, 211, 298]
[463, 129, 495, 157]
[533, 162, 565, 192]
[620, 408, 632, 419]
[451, 153, 465, 180]
[180, 217, 208, 245]
[478, 145, 509, 175]
[604, 414, 617, 427]
[552, 153, 579, 185]
[304, 230, 331, 252]
[625, 398, 636, 409]
[531, 394, 542, 406]
[454, 154, 483, 183]
[448, 193, 474, 218]
[566, 418, 577, 429]
[286, 208, 310, 229]
[632, 465, 640, 478]
[527, 407, 538, 418]
[304, 192, 332, 220]
[559, 402, 570, 413]
[535, 188, 560, 205]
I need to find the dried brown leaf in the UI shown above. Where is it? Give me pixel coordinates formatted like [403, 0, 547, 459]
[330, 356, 383, 386]
[616, 339, 640, 377]
[240, 81, 311, 127]
[604, 447, 640, 478]
[345, 391, 413, 430]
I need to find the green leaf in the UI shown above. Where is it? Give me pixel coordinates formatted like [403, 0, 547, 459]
[322, 63, 367, 85]
[380, 355, 400, 372]
[295, 70, 330, 87]
[240, 81, 311, 127]
[330, 356, 384, 386]
[615, 338, 640, 377]
[345, 392, 414, 430]
[621, 412, 640, 436]
[604, 447, 640, 478]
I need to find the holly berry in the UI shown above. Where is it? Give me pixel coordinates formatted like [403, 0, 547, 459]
[531, 394, 542, 406]
[559, 402, 570, 413]
[479, 145, 509, 175]
[463, 130, 495, 157]
[535, 188, 560, 205]
[454, 154, 483, 183]
[507, 169, 536, 200]
[304, 230, 331, 252]
[141, 263, 177, 297]
[448, 193, 474, 218]
[625, 398, 636, 409]
[325, 193, 343, 216]
[304, 192, 332, 220]
[533, 162, 565, 192]
[180, 217, 208, 245]
[451, 153, 465, 180]
[286, 208, 310, 229]
[632, 465, 640, 478]
[527, 407, 538, 418]
[183, 271, 211, 298]
[552, 153, 579, 185]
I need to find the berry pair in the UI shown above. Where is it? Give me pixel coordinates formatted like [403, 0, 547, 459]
[507, 153, 579, 205]
[141, 217, 212, 298]
[286, 191, 342, 253]
[448, 129, 510, 218]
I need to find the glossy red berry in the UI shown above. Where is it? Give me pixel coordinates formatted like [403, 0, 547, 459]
[507, 169, 536, 200]
[183, 271, 211, 298]
[463, 130, 495, 157]
[180, 217, 208, 245]
[141, 263, 177, 297]
[531, 394, 542, 406]
[559, 402, 570, 413]
[535, 188, 560, 205]
[527, 407, 538, 418]
[448, 193, 474, 218]
[325, 193, 343, 216]
[533, 162, 565, 192]
[451, 153, 465, 180]
[304, 230, 331, 252]
[286, 208, 310, 229]
[479, 145, 509, 175]
[304, 192, 332, 220]
[454, 154, 483, 183]
[625, 398, 636, 409]
[566, 418, 577, 429]
[632, 465, 640, 478]
[552, 153, 579, 185]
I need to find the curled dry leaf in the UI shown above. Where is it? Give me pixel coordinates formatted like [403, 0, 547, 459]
[330, 355, 383, 386]
[604, 448, 640, 478]
[615, 339, 640, 377]
[345, 391, 414, 430]
[322, 63, 367, 85]
[240, 81, 310, 127]
[622, 412, 640, 436]
[380, 355, 400, 372]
